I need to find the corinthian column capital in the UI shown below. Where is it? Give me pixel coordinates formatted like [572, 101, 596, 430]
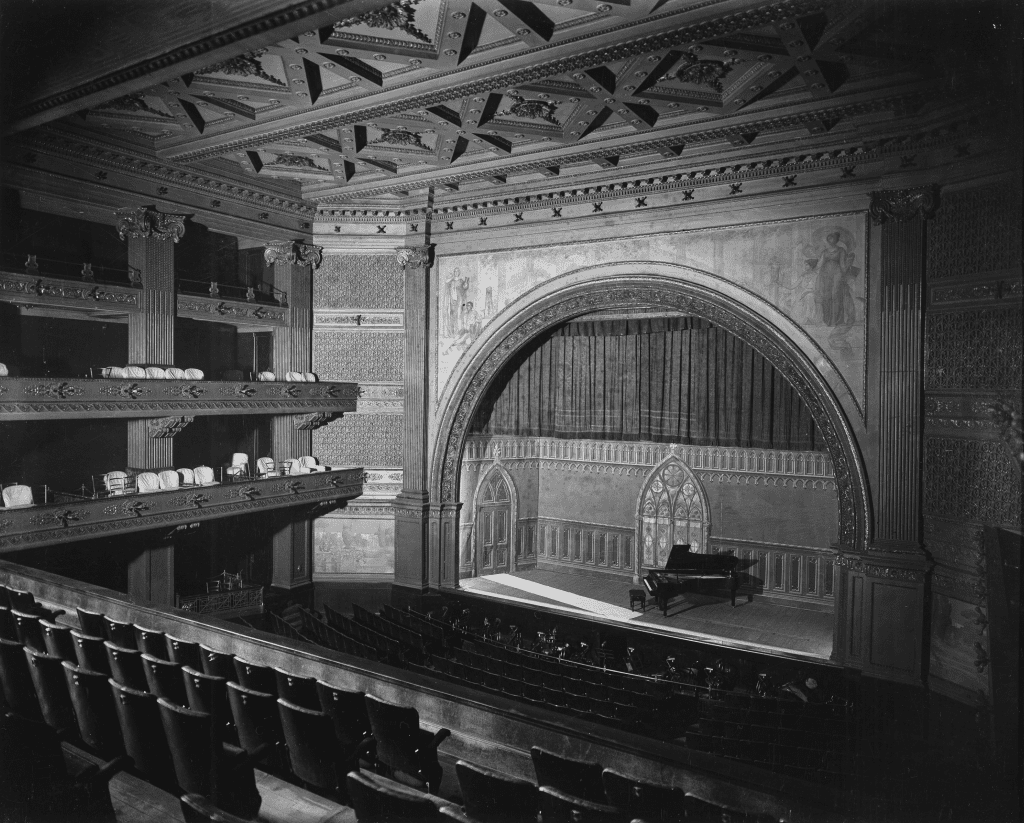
[264, 241, 323, 269]
[869, 185, 940, 225]
[396, 245, 433, 269]
[115, 206, 188, 242]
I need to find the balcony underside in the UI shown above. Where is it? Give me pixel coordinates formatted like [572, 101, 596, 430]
[0, 468, 363, 552]
[0, 377, 358, 420]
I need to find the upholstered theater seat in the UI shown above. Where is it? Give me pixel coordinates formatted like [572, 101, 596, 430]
[103, 471, 129, 496]
[158, 470, 180, 490]
[136, 472, 161, 493]
[257, 371, 275, 381]
[194, 466, 217, 486]
[2, 485, 35, 508]
[166, 367, 187, 379]
[145, 366, 167, 379]
[183, 368, 205, 380]
[298, 456, 328, 473]
[178, 467, 196, 486]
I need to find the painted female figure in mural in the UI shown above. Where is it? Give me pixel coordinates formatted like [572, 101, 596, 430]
[443, 269, 469, 338]
[808, 230, 857, 327]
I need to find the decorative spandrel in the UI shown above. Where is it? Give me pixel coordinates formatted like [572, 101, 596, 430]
[115, 206, 188, 242]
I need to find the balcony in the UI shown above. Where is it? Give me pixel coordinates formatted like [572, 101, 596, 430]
[0, 468, 363, 552]
[0, 376, 358, 421]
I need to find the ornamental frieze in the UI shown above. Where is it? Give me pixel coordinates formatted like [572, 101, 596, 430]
[0, 272, 139, 308]
[177, 295, 287, 325]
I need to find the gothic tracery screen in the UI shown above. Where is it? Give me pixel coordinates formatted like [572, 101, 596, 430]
[639, 457, 709, 569]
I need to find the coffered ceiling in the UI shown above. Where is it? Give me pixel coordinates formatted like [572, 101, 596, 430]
[2, 0, 1016, 213]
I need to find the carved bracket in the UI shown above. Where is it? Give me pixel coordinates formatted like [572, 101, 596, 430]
[869, 185, 940, 224]
[147, 416, 194, 438]
[395, 245, 433, 269]
[115, 206, 188, 242]
[264, 241, 323, 269]
[294, 412, 335, 431]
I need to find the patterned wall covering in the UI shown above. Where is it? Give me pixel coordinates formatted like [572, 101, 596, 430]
[314, 414, 403, 468]
[924, 307, 1023, 392]
[924, 437, 1021, 528]
[313, 254, 404, 310]
[313, 331, 404, 382]
[926, 182, 1023, 279]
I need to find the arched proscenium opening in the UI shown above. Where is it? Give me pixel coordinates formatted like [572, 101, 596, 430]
[430, 271, 870, 589]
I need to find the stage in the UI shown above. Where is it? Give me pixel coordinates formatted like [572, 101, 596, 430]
[459, 567, 835, 663]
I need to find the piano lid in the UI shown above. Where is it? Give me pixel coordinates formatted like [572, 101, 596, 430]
[664, 544, 693, 570]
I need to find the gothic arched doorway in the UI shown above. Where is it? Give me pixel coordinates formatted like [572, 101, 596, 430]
[473, 466, 516, 576]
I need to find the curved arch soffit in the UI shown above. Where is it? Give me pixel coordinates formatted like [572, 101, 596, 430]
[432, 264, 870, 552]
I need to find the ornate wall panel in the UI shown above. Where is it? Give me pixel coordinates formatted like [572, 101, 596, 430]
[313, 254, 404, 310]
[926, 182, 1023, 279]
[314, 414, 403, 468]
[313, 330, 404, 382]
[924, 307, 1023, 392]
[923, 437, 1021, 528]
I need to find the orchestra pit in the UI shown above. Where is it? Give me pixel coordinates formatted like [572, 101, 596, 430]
[0, 1, 1020, 821]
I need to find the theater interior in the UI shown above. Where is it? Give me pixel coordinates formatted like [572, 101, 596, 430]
[0, 0, 1020, 821]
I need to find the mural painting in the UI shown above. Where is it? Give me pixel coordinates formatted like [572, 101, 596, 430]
[435, 214, 867, 406]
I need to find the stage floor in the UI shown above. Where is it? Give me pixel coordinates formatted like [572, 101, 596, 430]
[460, 568, 835, 662]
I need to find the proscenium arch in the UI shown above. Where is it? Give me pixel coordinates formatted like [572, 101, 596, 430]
[431, 266, 871, 587]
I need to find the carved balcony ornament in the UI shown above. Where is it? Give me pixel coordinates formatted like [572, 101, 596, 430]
[115, 206, 188, 242]
[101, 382, 148, 399]
[25, 382, 82, 400]
[81, 263, 95, 281]
[263, 240, 323, 270]
[284, 480, 304, 494]
[127, 266, 142, 286]
[238, 486, 260, 500]
[179, 492, 210, 508]
[30, 509, 85, 528]
[147, 415, 194, 438]
[234, 384, 257, 397]
[294, 412, 333, 430]
[25, 254, 39, 272]
[121, 500, 150, 517]
[395, 245, 433, 269]
[868, 185, 940, 224]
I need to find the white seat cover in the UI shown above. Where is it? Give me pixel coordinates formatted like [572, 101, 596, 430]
[231, 453, 248, 467]
[136, 472, 161, 493]
[165, 367, 186, 380]
[298, 456, 326, 472]
[2, 485, 34, 508]
[285, 371, 303, 382]
[194, 466, 216, 485]
[257, 371, 275, 381]
[255, 457, 276, 476]
[177, 468, 195, 485]
[184, 368, 204, 380]
[108, 366, 126, 379]
[0, 363, 7, 377]
[289, 459, 311, 475]
[302, 372, 317, 382]
[158, 470, 179, 490]
[145, 366, 167, 379]
[103, 471, 129, 495]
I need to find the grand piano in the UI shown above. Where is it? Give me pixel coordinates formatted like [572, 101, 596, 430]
[642, 544, 740, 616]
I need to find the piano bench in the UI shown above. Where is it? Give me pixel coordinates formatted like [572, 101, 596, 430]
[628, 589, 647, 612]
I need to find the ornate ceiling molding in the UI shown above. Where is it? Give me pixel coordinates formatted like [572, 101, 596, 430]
[170, 0, 830, 163]
[115, 206, 189, 242]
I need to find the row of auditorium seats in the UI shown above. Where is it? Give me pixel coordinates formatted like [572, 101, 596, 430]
[273, 599, 853, 784]
[99, 366, 205, 380]
[256, 371, 319, 382]
[0, 594, 456, 820]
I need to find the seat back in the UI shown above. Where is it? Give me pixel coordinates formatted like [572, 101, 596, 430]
[103, 616, 136, 648]
[256, 371, 275, 382]
[158, 470, 180, 490]
[233, 658, 276, 694]
[141, 653, 186, 706]
[227, 682, 282, 755]
[40, 619, 77, 662]
[157, 697, 212, 795]
[317, 681, 372, 748]
[2, 484, 34, 508]
[194, 466, 216, 485]
[124, 365, 147, 379]
[104, 641, 147, 691]
[134, 626, 168, 659]
[0, 605, 15, 641]
[145, 366, 167, 379]
[255, 457, 276, 477]
[136, 472, 161, 493]
[71, 629, 111, 674]
[183, 368, 204, 380]
[0, 637, 42, 719]
[5, 587, 36, 611]
[365, 694, 441, 788]
[103, 471, 129, 495]
[199, 644, 236, 680]
[76, 607, 107, 637]
[62, 661, 124, 755]
[601, 769, 688, 820]
[288, 459, 311, 475]
[277, 698, 345, 790]
[346, 770, 440, 823]
[178, 468, 196, 486]
[230, 453, 248, 468]
[284, 371, 303, 382]
[456, 760, 539, 823]
[166, 367, 187, 380]
[182, 665, 227, 714]
[298, 456, 321, 470]
[537, 786, 626, 823]
[273, 667, 319, 709]
[24, 647, 76, 732]
[110, 679, 176, 789]
[11, 609, 45, 652]
[302, 372, 317, 382]
[166, 634, 203, 669]
[530, 747, 606, 803]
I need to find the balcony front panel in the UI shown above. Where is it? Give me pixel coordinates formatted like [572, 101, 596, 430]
[1, 271, 140, 313]
[0, 468, 363, 551]
[0, 377, 358, 420]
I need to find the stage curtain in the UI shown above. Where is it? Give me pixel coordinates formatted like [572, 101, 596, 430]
[471, 316, 819, 450]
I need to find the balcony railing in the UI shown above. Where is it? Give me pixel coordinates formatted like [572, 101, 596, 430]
[177, 278, 287, 307]
[177, 585, 264, 617]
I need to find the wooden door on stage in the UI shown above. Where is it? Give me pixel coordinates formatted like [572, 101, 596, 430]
[477, 473, 511, 576]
